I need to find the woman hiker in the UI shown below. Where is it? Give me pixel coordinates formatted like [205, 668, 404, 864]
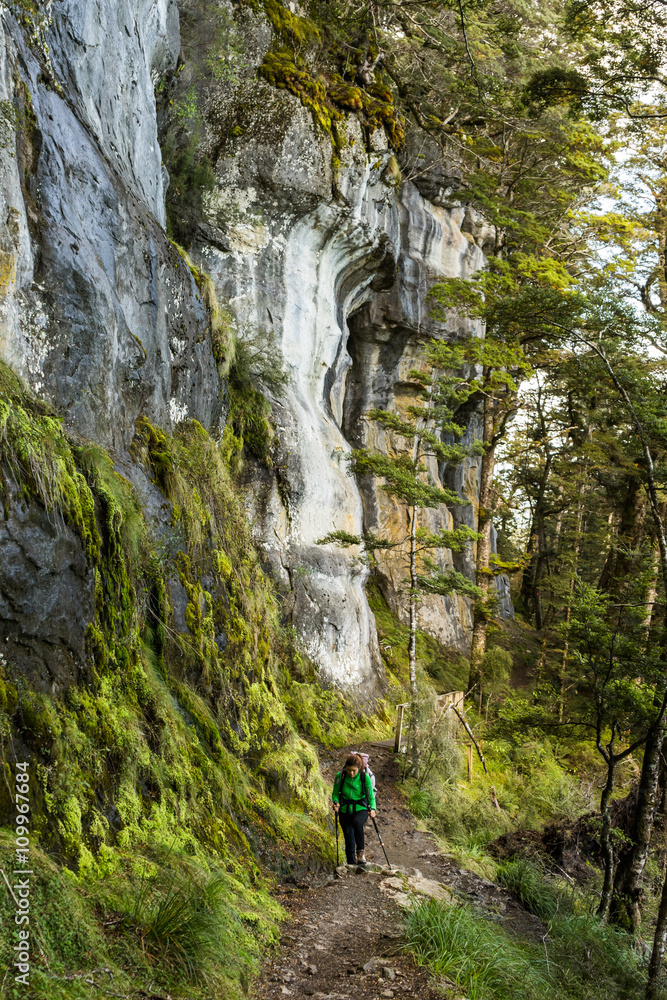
[332, 752, 376, 865]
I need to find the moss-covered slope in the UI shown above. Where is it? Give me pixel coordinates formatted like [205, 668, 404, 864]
[0, 360, 391, 999]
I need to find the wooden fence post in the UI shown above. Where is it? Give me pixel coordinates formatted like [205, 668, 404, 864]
[394, 703, 408, 752]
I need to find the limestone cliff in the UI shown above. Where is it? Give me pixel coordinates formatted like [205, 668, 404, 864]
[0, 0, 509, 703]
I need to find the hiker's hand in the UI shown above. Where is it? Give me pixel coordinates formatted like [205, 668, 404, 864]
[332, 802, 339, 813]
[370, 809, 376, 818]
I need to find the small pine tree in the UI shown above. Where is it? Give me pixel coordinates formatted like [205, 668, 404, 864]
[320, 342, 482, 767]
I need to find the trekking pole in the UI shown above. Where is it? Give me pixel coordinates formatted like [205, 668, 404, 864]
[371, 814, 390, 867]
[335, 810, 340, 866]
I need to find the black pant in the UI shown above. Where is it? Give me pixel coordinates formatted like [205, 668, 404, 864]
[339, 809, 368, 863]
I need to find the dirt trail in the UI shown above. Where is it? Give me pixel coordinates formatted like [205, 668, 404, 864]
[253, 743, 543, 1000]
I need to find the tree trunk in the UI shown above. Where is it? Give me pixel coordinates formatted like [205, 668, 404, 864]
[558, 500, 584, 722]
[518, 388, 552, 626]
[408, 503, 418, 702]
[598, 477, 642, 598]
[644, 547, 660, 641]
[597, 759, 617, 921]
[647, 864, 667, 1000]
[574, 338, 667, 948]
[519, 518, 539, 617]
[640, 196, 667, 999]
[406, 503, 419, 772]
[611, 707, 667, 929]
[469, 394, 495, 694]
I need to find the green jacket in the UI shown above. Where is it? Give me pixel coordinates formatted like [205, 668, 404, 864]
[332, 770, 376, 814]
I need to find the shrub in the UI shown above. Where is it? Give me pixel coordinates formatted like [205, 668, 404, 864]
[401, 683, 464, 788]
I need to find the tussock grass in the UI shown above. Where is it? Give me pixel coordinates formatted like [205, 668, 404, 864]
[549, 913, 642, 1000]
[0, 833, 282, 1000]
[405, 900, 551, 1000]
[496, 857, 570, 921]
[115, 856, 278, 984]
[405, 898, 651, 1000]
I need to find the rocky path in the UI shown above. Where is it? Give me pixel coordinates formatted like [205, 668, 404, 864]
[253, 743, 543, 1000]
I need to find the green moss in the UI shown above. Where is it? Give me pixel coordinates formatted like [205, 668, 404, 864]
[0, 362, 100, 558]
[0, 831, 284, 1000]
[261, 0, 321, 48]
[255, 0, 405, 151]
[0, 675, 18, 715]
[259, 49, 341, 135]
[0, 364, 396, 997]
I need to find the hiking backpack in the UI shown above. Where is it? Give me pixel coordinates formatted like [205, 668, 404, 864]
[351, 751, 376, 797]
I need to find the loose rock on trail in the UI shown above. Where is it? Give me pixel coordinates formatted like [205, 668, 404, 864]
[254, 743, 544, 999]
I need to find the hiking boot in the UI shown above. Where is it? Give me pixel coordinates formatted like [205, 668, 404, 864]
[356, 850, 367, 865]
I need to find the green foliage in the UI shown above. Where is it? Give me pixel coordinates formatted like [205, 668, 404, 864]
[496, 858, 569, 920]
[351, 449, 465, 509]
[224, 332, 288, 468]
[0, 364, 391, 997]
[405, 900, 551, 1000]
[405, 898, 647, 1000]
[162, 128, 217, 246]
[479, 646, 513, 700]
[256, 0, 405, 151]
[524, 67, 588, 116]
[115, 855, 281, 984]
[417, 564, 482, 599]
[410, 735, 590, 864]
[565, 0, 667, 122]
[0, 832, 281, 1000]
[402, 683, 464, 788]
[548, 913, 645, 999]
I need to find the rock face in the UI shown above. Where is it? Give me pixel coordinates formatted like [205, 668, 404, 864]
[0, 478, 94, 695]
[0, 1, 511, 700]
[0, 3, 223, 454]
[192, 100, 492, 692]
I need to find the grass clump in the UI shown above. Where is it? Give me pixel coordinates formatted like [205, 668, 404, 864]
[0, 833, 281, 1000]
[405, 898, 648, 1000]
[548, 913, 643, 999]
[223, 332, 288, 468]
[112, 851, 281, 987]
[496, 857, 570, 921]
[405, 900, 551, 1000]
